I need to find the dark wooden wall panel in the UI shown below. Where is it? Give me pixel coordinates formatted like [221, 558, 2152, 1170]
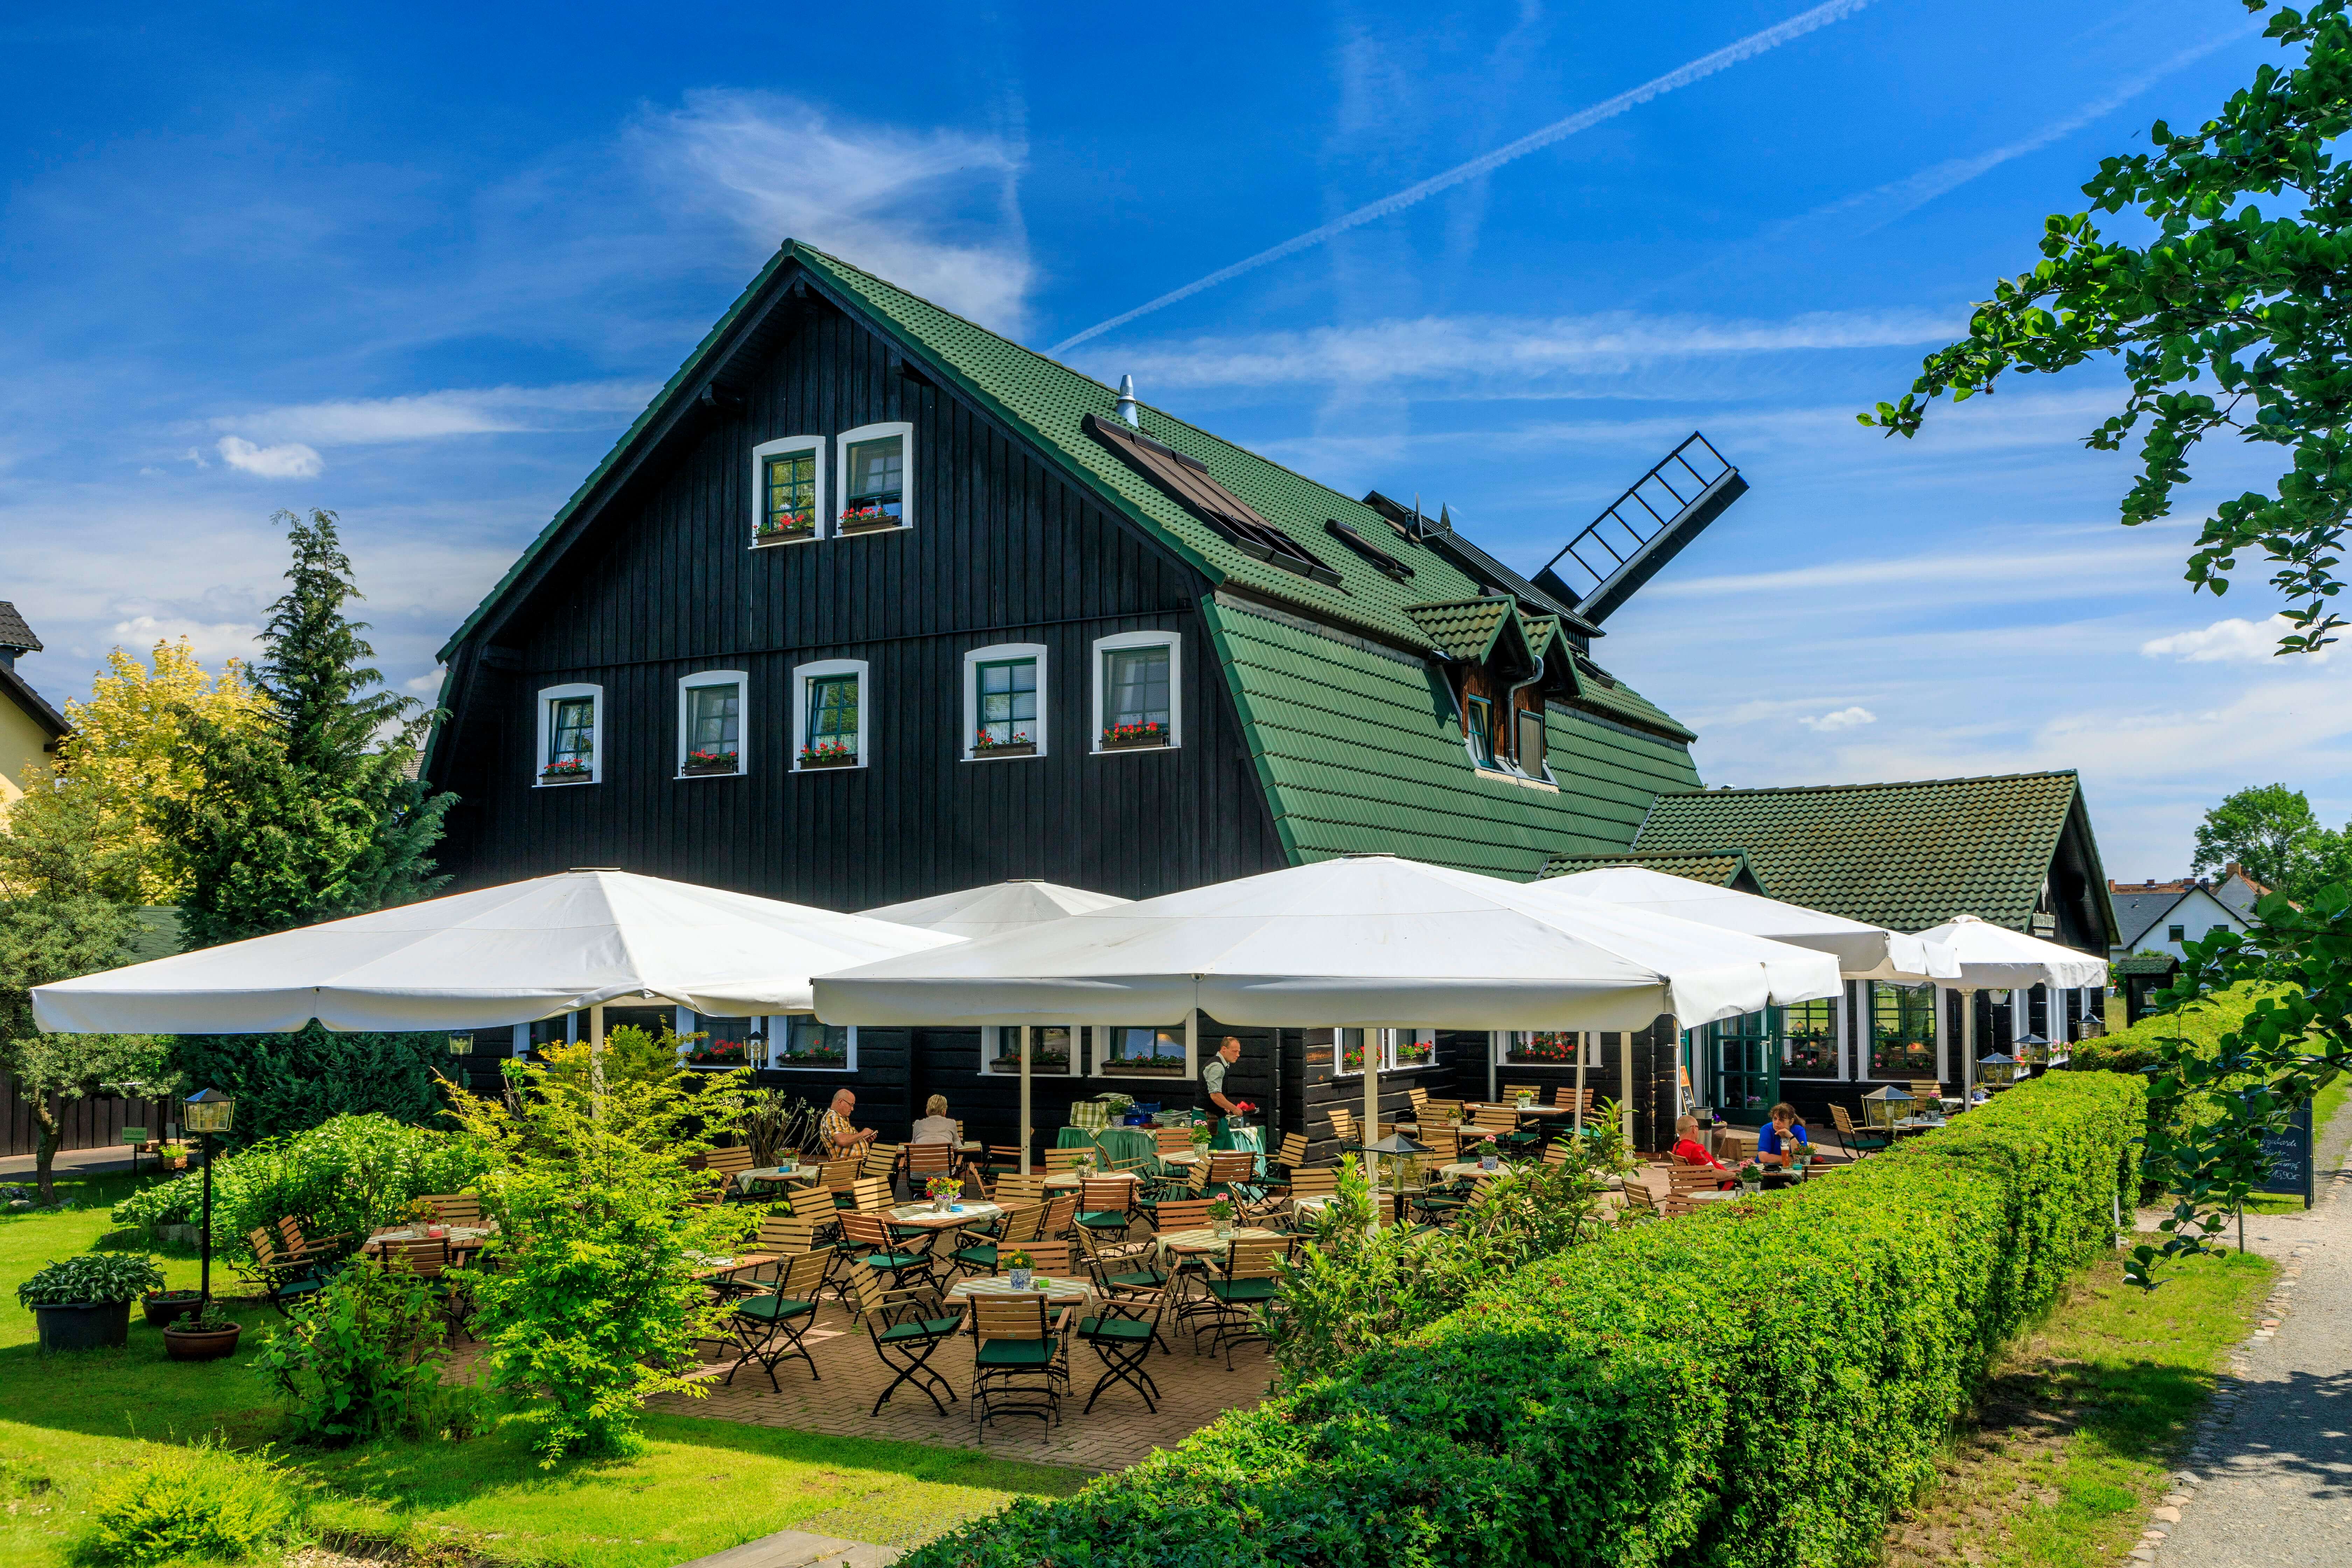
[3, 1078, 182, 1160]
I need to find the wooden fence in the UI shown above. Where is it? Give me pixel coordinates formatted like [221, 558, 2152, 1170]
[2, 1074, 182, 1158]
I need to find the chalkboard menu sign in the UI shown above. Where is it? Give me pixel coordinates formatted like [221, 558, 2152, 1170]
[2254, 1101, 2315, 1208]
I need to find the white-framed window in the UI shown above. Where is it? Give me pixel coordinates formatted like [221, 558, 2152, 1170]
[1336, 1028, 1437, 1076]
[792, 658, 868, 771]
[767, 1017, 856, 1070]
[1091, 629, 1180, 752]
[1497, 1030, 1598, 1068]
[962, 642, 1046, 760]
[679, 1010, 759, 1070]
[750, 435, 826, 546]
[677, 669, 747, 778]
[982, 1024, 1083, 1077]
[1096, 1021, 1194, 1080]
[535, 683, 602, 786]
[837, 420, 913, 534]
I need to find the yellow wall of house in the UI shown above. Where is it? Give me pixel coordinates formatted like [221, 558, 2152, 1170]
[0, 689, 55, 809]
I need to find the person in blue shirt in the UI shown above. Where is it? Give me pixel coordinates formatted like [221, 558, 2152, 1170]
[1755, 1102, 1810, 1177]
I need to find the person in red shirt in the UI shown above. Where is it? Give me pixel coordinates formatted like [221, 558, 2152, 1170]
[1671, 1114, 1737, 1190]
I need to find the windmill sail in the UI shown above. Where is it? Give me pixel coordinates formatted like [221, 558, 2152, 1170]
[1534, 432, 1746, 623]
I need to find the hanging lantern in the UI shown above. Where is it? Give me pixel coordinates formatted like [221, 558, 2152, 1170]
[1976, 1052, 2022, 1089]
[1861, 1084, 1914, 1132]
[182, 1088, 236, 1135]
[446, 1033, 474, 1057]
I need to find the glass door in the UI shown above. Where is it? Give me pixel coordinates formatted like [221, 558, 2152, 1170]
[1710, 1008, 1779, 1124]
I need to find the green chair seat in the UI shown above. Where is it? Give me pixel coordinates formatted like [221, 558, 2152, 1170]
[975, 1339, 1057, 1369]
[878, 1315, 962, 1344]
[1075, 1211, 1131, 1231]
[861, 1250, 925, 1271]
[950, 1244, 998, 1269]
[1206, 1279, 1278, 1304]
[1102, 1266, 1169, 1291]
[1078, 1315, 1153, 1342]
[734, 1295, 816, 1324]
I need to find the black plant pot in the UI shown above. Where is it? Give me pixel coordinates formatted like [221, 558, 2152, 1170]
[34, 1300, 132, 1353]
[143, 1291, 203, 1328]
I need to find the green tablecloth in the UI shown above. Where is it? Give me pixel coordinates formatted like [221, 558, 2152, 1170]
[1212, 1122, 1268, 1176]
[1055, 1125, 1160, 1170]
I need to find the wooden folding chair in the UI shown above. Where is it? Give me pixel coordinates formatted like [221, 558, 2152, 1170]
[377, 1236, 467, 1339]
[1079, 1269, 1176, 1412]
[724, 1252, 830, 1390]
[1326, 1107, 1359, 1147]
[1010, 1240, 1076, 1278]
[1036, 1192, 1078, 1241]
[1551, 1086, 1595, 1116]
[990, 1172, 1047, 1207]
[950, 1203, 1042, 1277]
[981, 1144, 1026, 1178]
[1042, 1147, 1091, 1174]
[237, 1229, 332, 1316]
[846, 1177, 894, 1213]
[861, 1143, 903, 1184]
[1829, 1103, 1891, 1159]
[906, 1142, 957, 1184]
[419, 1193, 482, 1226]
[1197, 1236, 1290, 1369]
[1269, 1132, 1308, 1176]
[845, 1261, 960, 1416]
[1074, 1177, 1138, 1240]
[969, 1293, 1069, 1433]
[839, 1211, 931, 1290]
[1076, 1222, 1166, 1299]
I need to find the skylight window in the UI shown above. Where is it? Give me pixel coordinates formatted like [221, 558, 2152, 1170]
[1084, 414, 1339, 586]
[1325, 517, 1414, 580]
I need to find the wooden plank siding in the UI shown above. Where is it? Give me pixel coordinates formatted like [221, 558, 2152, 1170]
[2, 1077, 182, 1160]
[430, 291, 1288, 910]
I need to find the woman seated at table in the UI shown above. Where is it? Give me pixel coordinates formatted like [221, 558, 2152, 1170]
[1755, 1103, 1810, 1182]
[1671, 1115, 1737, 1190]
[909, 1094, 958, 1146]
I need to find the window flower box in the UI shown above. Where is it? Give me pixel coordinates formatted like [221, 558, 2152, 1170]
[540, 759, 592, 784]
[774, 1046, 849, 1068]
[1100, 721, 1167, 751]
[755, 517, 817, 544]
[799, 742, 858, 770]
[972, 730, 1035, 757]
[682, 749, 739, 776]
[838, 505, 903, 534]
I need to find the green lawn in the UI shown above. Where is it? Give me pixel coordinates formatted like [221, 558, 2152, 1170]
[1, 1166, 1085, 1568]
[1882, 1248, 2274, 1568]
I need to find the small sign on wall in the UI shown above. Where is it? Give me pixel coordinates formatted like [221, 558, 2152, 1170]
[1304, 1045, 1334, 1067]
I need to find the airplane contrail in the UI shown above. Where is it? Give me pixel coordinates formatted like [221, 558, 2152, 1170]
[1050, 0, 1883, 354]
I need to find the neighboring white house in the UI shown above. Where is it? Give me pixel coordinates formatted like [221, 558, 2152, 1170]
[2108, 877, 2252, 961]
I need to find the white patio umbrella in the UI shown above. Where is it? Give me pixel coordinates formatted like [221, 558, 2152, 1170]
[32, 868, 964, 1036]
[815, 854, 1843, 1187]
[1528, 865, 1962, 1127]
[860, 879, 1132, 1174]
[1909, 913, 2109, 1098]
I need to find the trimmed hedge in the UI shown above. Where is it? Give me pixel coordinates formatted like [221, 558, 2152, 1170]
[903, 1072, 2144, 1568]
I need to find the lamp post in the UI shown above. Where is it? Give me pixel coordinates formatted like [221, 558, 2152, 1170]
[181, 1089, 236, 1309]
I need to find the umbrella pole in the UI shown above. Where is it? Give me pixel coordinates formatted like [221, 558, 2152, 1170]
[1620, 1030, 1636, 1153]
[1574, 1032, 1588, 1134]
[1364, 1035, 1381, 1229]
[1019, 1026, 1032, 1177]
[589, 1003, 606, 1120]
[1961, 988, 1977, 1101]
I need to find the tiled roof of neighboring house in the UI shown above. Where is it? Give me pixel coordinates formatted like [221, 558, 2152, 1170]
[2112, 953, 2180, 976]
[0, 663, 69, 741]
[1401, 597, 1514, 662]
[0, 602, 42, 653]
[2213, 865, 2271, 920]
[1206, 600, 1700, 878]
[1535, 847, 1766, 890]
[438, 242, 1690, 736]
[1636, 770, 2092, 933]
[2110, 888, 2190, 951]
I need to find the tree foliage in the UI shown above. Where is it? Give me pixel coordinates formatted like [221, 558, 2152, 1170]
[50, 637, 266, 904]
[2191, 781, 2352, 897]
[160, 509, 455, 949]
[170, 1026, 454, 1149]
[1866, 0, 2352, 655]
[2125, 883, 2352, 1288]
[252, 1261, 470, 1444]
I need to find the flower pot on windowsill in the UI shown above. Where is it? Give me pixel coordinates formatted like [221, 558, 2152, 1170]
[1100, 727, 1168, 752]
[837, 510, 904, 535]
[539, 767, 592, 785]
[754, 523, 817, 545]
[162, 1322, 243, 1363]
[681, 758, 740, 776]
[798, 753, 859, 770]
[971, 741, 1036, 758]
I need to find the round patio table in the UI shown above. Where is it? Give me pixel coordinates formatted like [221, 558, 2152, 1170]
[735, 1165, 821, 1193]
[1437, 1160, 1522, 1181]
[1154, 1225, 1282, 1259]
[947, 1274, 1096, 1313]
[1044, 1168, 1145, 1192]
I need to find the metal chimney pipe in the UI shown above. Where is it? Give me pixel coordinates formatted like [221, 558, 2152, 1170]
[1115, 375, 1140, 427]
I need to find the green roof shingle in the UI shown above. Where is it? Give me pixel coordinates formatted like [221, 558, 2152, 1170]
[1634, 771, 2086, 932]
[1401, 598, 1513, 662]
[1536, 848, 1765, 890]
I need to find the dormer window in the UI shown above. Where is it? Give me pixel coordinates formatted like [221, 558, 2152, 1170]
[838, 422, 912, 533]
[1465, 694, 1496, 768]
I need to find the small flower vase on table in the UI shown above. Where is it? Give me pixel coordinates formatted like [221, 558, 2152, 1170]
[1477, 1140, 1500, 1172]
[1005, 1251, 1032, 1292]
[1209, 1197, 1236, 1239]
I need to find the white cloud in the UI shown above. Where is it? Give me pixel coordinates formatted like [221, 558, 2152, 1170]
[630, 89, 1032, 332]
[1798, 705, 1877, 732]
[107, 614, 265, 666]
[215, 435, 323, 478]
[1104, 308, 1960, 393]
[217, 380, 657, 447]
[2140, 614, 2326, 665]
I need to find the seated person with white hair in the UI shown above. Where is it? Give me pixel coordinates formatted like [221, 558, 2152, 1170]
[910, 1094, 958, 1147]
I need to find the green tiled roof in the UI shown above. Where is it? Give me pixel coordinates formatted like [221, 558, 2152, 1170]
[2112, 954, 2179, 975]
[1536, 848, 1765, 890]
[1208, 601, 1701, 878]
[1401, 598, 1513, 662]
[1635, 771, 2086, 933]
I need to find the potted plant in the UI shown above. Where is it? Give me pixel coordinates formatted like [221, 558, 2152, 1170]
[1207, 1196, 1236, 1239]
[19, 1253, 166, 1353]
[755, 512, 817, 543]
[1189, 1122, 1213, 1154]
[1100, 720, 1165, 751]
[162, 1299, 243, 1363]
[838, 503, 901, 534]
[141, 1287, 203, 1328]
[1475, 1138, 1501, 1173]
[798, 740, 857, 770]
[1737, 1161, 1764, 1194]
[1514, 1088, 1535, 1109]
[925, 1175, 961, 1214]
[682, 747, 738, 776]
[971, 728, 1035, 757]
[540, 756, 591, 784]
[157, 1142, 190, 1172]
[1004, 1249, 1034, 1292]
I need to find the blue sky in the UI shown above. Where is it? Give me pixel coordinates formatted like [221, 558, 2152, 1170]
[2, 0, 2339, 877]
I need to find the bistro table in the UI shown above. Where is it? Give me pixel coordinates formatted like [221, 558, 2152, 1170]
[947, 1274, 1096, 1314]
[1462, 1101, 1577, 1122]
[735, 1164, 822, 1194]
[364, 1224, 495, 1264]
[1436, 1160, 1525, 1181]
[1055, 1125, 1160, 1171]
[1154, 1225, 1283, 1260]
[1044, 1168, 1147, 1193]
[687, 1250, 780, 1283]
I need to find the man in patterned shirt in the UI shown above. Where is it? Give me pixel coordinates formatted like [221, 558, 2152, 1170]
[820, 1087, 876, 1153]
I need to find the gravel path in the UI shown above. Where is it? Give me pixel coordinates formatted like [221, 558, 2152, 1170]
[2148, 1099, 2352, 1568]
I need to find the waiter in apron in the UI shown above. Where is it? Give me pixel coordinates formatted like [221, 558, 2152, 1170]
[1199, 1035, 1243, 1129]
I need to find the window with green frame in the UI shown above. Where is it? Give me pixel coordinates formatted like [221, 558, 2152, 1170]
[1464, 694, 1496, 766]
[975, 658, 1036, 749]
[1869, 983, 1937, 1078]
[1781, 996, 1838, 1078]
[777, 1018, 851, 1067]
[802, 674, 858, 765]
[759, 450, 818, 540]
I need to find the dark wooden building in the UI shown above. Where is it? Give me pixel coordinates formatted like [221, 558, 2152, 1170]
[424, 242, 1723, 1155]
